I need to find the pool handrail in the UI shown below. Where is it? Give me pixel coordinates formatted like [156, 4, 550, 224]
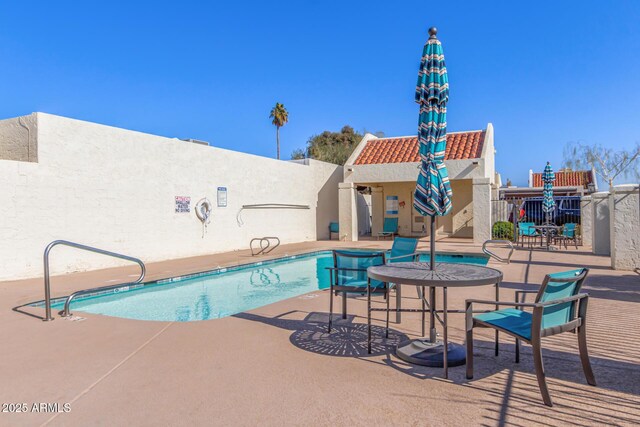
[250, 237, 280, 256]
[43, 240, 146, 321]
[482, 240, 514, 264]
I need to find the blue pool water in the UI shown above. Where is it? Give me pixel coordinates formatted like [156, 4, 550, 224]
[52, 251, 488, 322]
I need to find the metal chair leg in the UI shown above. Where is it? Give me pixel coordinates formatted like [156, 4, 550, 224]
[342, 291, 347, 319]
[515, 338, 520, 363]
[385, 285, 390, 338]
[466, 321, 474, 379]
[495, 283, 500, 356]
[532, 339, 553, 406]
[578, 323, 596, 386]
[367, 281, 372, 354]
[443, 286, 449, 379]
[421, 285, 426, 337]
[328, 285, 333, 333]
[395, 283, 402, 323]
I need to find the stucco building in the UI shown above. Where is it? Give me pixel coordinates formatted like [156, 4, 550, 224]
[339, 124, 499, 243]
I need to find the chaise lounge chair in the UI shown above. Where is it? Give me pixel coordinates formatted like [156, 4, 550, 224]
[377, 217, 398, 240]
[465, 268, 596, 406]
[328, 222, 339, 240]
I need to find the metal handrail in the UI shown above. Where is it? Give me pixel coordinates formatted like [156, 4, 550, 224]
[43, 240, 145, 321]
[250, 237, 281, 256]
[482, 240, 514, 264]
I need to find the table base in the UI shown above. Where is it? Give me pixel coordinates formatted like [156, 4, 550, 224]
[396, 339, 466, 367]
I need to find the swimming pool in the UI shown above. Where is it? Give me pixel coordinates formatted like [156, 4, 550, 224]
[50, 251, 488, 322]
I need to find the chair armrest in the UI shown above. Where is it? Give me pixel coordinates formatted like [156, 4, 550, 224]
[386, 252, 421, 262]
[539, 293, 588, 306]
[514, 289, 538, 303]
[467, 294, 588, 309]
[465, 299, 539, 308]
[324, 267, 368, 273]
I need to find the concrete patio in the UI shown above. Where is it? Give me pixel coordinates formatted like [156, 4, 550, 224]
[1, 240, 639, 426]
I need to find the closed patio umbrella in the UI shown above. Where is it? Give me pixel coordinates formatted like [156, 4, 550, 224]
[413, 27, 452, 270]
[542, 162, 556, 224]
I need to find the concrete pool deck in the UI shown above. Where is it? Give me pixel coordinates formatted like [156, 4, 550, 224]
[1, 239, 639, 426]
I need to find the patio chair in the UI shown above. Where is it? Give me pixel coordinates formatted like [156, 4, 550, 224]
[518, 222, 540, 248]
[387, 237, 420, 323]
[377, 217, 398, 240]
[465, 268, 595, 406]
[327, 250, 390, 334]
[554, 223, 578, 249]
[328, 222, 339, 240]
[387, 237, 419, 263]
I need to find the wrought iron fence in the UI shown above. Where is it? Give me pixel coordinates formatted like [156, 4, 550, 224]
[491, 196, 583, 245]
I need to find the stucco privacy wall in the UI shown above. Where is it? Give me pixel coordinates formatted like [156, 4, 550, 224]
[0, 113, 342, 280]
[580, 196, 592, 247]
[591, 192, 610, 256]
[609, 185, 639, 270]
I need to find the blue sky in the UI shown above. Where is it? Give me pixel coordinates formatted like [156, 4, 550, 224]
[1, 1, 639, 186]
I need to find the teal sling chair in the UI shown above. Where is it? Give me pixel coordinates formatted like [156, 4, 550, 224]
[465, 268, 596, 406]
[327, 251, 389, 334]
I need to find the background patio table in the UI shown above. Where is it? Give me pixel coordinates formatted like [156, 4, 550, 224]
[533, 224, 563, 250]
[367, 262, 503, 378]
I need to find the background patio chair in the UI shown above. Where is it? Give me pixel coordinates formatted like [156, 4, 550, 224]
[554, 223, 578, 249]
[387, 237, 419, 263]
[386, 237, 419, 324]
[518, 221, 540, 248]
[328, 222, 339, 240]
[465, 268, 595, 406]
[327, 250, 389, 334]
[377, 217, 398, 240]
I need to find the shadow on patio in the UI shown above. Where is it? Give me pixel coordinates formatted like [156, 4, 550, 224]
[235, 308, 640, 425]
[234, 311, 409, 357]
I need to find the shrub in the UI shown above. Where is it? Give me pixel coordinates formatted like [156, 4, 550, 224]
[492, 221, 514, 241]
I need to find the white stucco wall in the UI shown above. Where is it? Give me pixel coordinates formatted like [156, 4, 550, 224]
[591, 192, 611, 256]
[0, 113, 342, 280]
[472, 177, 492, 243]
[580, 196, 592, 247]
[291, 158, 343, 240]
[609, 185, 639, 270]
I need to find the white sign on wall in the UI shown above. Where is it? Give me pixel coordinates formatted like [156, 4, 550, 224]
[175, 196, 191, 213]
[217, 187, 227, 207]
[386, 196, 398, 215]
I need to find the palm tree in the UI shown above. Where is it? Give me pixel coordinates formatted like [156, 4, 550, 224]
[269, 102, 289, 159]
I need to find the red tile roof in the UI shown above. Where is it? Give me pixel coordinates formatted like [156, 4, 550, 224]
[531, 170, 595, 189]
[353, 130, 486, 165]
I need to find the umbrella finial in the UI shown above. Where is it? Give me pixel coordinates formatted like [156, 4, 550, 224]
[428, 27, 438, 39]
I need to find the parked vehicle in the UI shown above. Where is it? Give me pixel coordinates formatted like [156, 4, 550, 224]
[520, 196, 581, 225]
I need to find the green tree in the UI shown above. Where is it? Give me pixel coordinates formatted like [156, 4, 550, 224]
[294, 125, 363, 165]
[269, 102, 289, 159]
[290, 148, 306, 160]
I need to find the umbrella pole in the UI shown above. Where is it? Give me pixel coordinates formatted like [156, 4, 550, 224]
[430, 216, 436, 270]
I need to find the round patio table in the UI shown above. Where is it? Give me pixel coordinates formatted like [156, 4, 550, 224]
[367, 262, 503, 379]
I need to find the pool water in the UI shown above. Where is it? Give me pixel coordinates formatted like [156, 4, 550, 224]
[52, 251, 488, 322]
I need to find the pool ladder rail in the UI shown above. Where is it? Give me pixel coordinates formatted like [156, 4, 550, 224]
[482, 240, 515, 264]
[43, 240, 146, 321]
[250, 237, 281, 256]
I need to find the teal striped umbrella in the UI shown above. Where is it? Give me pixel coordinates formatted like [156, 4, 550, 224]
[542, 162, 556, 222]
[413, 27, 452, 269]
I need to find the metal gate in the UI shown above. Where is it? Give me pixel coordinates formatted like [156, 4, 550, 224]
[491, 196, 583, 245]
